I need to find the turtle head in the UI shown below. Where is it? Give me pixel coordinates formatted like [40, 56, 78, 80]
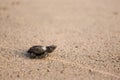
[46, 45, 57, 53]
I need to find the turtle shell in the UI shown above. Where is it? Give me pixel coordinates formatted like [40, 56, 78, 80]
[27, 45, 46, 54]
[27, 45, 57, 59]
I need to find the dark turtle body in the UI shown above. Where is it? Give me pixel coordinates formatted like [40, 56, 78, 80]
[27, 45, 57, 59]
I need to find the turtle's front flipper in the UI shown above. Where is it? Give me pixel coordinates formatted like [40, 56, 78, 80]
[38, 52, 49, 59]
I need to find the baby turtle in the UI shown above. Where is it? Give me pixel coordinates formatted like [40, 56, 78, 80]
[27, 45, 57, 59]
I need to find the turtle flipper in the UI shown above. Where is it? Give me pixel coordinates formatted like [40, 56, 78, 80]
[38, 52, 49, 59]
[29, 53, 36, 59]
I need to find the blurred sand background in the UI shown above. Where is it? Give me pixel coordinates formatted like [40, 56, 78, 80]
[0, 0, 120, 80]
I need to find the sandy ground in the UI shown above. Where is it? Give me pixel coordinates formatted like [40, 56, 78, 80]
[0, 0, 120, 80]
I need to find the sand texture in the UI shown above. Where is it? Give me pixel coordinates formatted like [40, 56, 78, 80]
[0, 0, 120, 80]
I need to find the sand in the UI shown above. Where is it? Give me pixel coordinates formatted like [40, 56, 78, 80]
[0, 0, 120, 80]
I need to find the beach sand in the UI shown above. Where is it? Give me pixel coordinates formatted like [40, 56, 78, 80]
[0, 0, 120, 80]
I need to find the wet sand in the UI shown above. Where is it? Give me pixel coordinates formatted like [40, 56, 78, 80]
[0, 0, 120, 80]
